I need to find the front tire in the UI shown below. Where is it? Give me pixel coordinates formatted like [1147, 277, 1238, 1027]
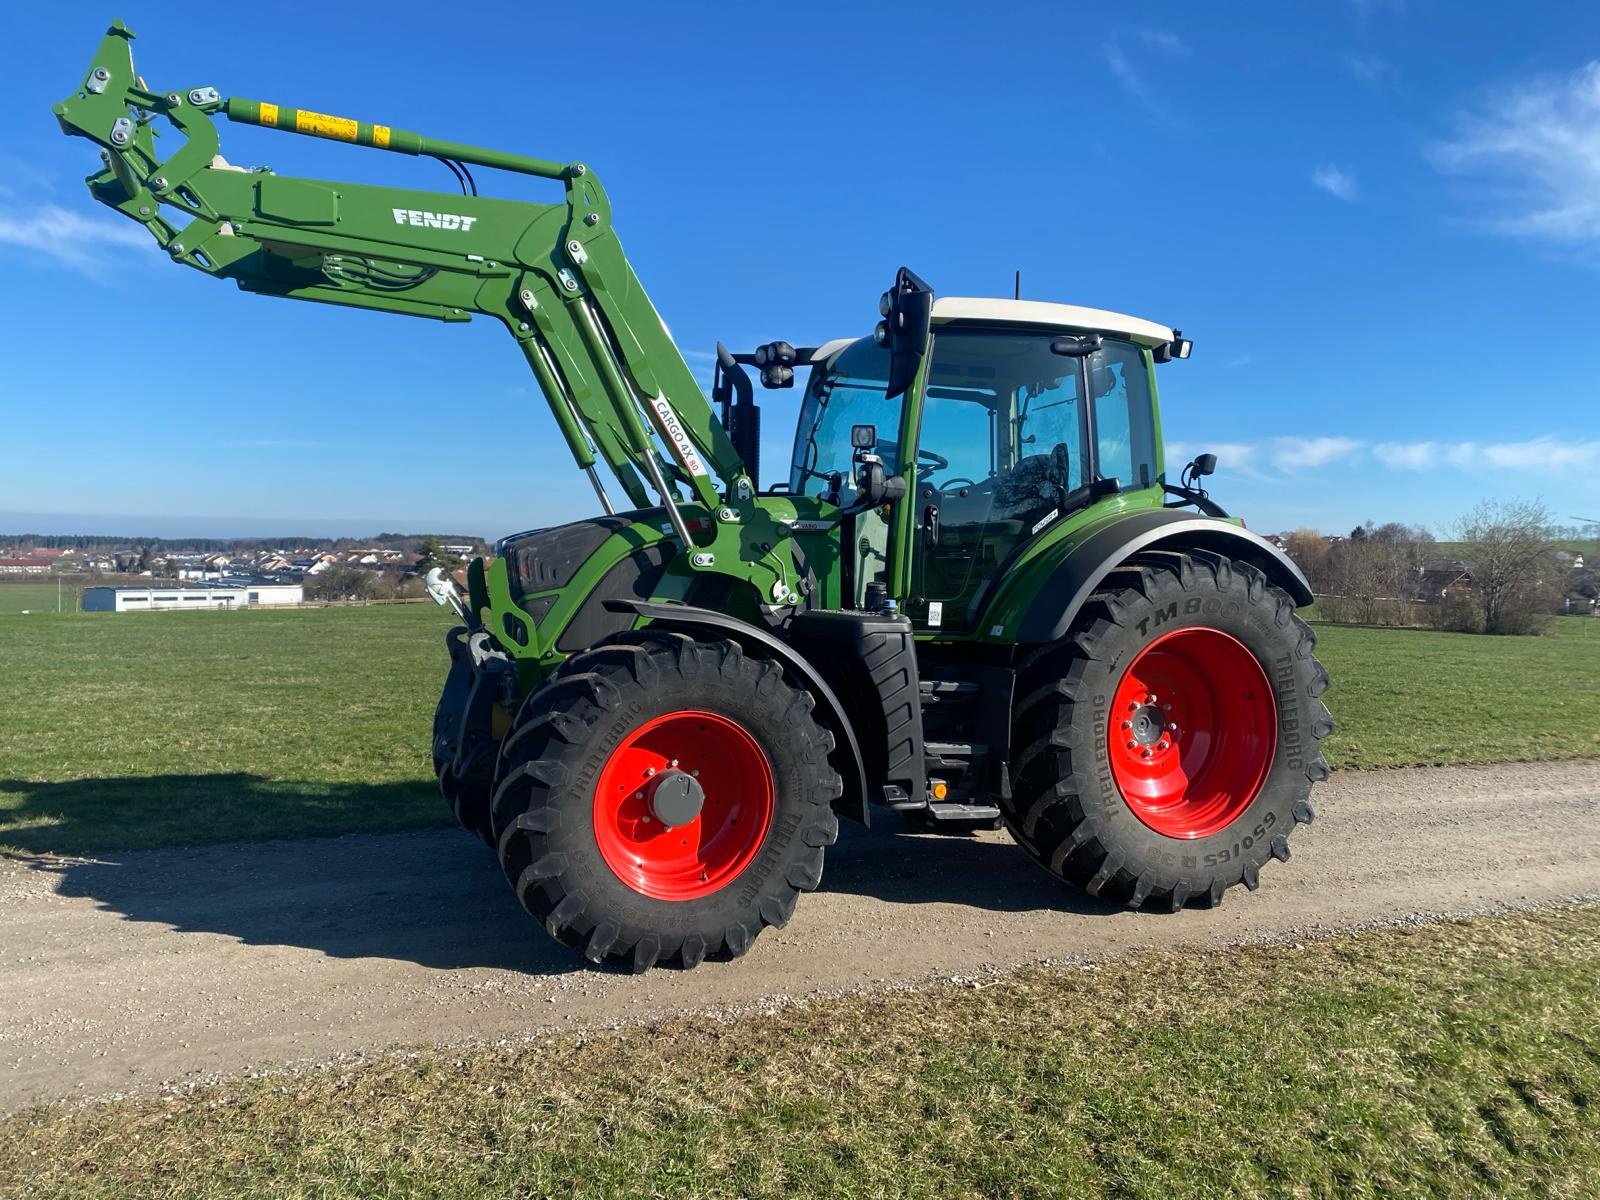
[492, 630, 841, 971]
[1005, 550, 1332, 909]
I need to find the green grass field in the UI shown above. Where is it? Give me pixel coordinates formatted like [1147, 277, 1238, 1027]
[0, 605, 444, 853]
[5, 905, 1597, 1199]
[0, 606, 1596, 855]
[0, 581, 80, 614]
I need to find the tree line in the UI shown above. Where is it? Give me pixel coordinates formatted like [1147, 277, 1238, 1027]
[1284, 499, 1593, 636]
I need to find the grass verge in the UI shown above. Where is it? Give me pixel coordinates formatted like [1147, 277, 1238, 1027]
[0, 605, 445, 853]
[1310, 616, 1600, 767]
[3, 905, 1598, 1199]
[1, 607, 1596, 855]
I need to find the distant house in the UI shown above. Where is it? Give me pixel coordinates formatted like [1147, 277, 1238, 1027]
[0, 557, 51, 576]
[1419, 562, 1472, 601]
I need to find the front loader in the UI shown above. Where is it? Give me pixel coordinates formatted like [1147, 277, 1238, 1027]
[55, 23, 1332, 971]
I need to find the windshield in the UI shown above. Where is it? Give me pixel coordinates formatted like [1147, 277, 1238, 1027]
[790, 339, 902, 496]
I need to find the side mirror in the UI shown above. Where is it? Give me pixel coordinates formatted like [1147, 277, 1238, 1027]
[877, 266, 934, 400]
[1188, 453, 1217, 478]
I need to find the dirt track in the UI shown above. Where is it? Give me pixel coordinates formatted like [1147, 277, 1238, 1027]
[2, 760, 1597, 1114]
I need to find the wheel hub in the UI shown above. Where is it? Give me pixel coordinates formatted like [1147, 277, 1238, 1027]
[1128, 703, 1167, 747]
[648, 769, 705, 827]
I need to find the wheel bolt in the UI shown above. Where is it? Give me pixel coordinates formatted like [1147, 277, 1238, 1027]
[1128, 701, 1138, 712]
[1121, 720, 1131, 730]
[1126, 740, 1136, 750]
[645, 767, 656, 777]
[670, 759, 679, 767]
[1141, 747, 1153, 758]
[1168, 722, 1178, 731]
[1158, 740, 1169, 751]
[1146, 693, 1158, 704]
[634, 791, 644, 800]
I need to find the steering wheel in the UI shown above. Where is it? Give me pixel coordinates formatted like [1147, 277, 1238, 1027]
[935, 477, 979, 496]
[917, 448, 950, 471]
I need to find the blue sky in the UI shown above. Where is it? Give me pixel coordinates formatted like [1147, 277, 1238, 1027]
[3, 1, 1599, 540]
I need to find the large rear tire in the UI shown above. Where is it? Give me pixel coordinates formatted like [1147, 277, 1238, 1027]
[492, 629, 841, 971]
[1005, 550, 1332, 909]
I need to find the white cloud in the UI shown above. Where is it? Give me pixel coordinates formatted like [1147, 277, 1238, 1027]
[1372, 441, 1438, 469]
[1311, 163, 1359, 201]
[1171, 434, 1598, 479]
[1138, 30, 1191, 58]
[0, 204, 152, 271]
[1430, 62, 1600, 246]
[1100, 37, 1190, 124]
[1345, 53, 1398, 91]
[1166, 438, 1362, 479]
[1271, 436, 1364, 471]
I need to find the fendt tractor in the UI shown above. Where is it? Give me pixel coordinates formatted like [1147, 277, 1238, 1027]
[56, 23, 1331, 971]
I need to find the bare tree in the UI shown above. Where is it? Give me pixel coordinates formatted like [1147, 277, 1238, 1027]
[305, 563, 383, 602]
[1284, 528, 1332, 593]
[1454, 499, 1560, 635]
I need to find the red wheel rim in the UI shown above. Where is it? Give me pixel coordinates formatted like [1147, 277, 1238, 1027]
[1107, 627, 1276, 839]
[592, 709, 775, 900]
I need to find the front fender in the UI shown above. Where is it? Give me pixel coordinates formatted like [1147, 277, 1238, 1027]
[1014, 511, 1313, 645]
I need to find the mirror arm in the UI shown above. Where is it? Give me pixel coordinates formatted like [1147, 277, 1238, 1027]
[1162, 483, 1230, 518]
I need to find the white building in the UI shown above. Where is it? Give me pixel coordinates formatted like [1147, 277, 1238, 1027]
[83, 582, 304, 612]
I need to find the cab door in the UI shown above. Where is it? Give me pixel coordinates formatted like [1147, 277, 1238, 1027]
[906, 330, 1087, 632]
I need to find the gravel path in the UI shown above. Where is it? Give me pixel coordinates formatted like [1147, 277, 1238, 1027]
[2, 760, 1597, 1113]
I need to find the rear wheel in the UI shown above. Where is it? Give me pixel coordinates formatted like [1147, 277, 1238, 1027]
[492, 630, 841, 970]
[1005, 550, 1332, 909]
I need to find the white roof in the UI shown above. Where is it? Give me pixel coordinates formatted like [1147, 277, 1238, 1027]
[808, 298, 1178, 364]
[931, 297, 1175, 347]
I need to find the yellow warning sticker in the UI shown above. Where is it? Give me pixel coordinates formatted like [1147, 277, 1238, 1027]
[295, 109, 358, 141]
[373, 124, 391, 149]
[259, 101, 279, 127]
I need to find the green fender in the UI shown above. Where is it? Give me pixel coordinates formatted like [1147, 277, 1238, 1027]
[1012, 511, 1314, 645]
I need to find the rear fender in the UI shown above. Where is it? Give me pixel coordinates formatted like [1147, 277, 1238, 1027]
[605, 599, 871, 826]
[1015, 512, 1313, 645]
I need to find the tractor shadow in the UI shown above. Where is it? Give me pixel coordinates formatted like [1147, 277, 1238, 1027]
[822, 812, 1122, 918]
[4, 773, 584, 976]
[4, 775, 1114, 977]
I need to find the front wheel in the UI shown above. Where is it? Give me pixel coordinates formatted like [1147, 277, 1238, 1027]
[491, 630, 841, 971]
[1005, 550, 1332, 909]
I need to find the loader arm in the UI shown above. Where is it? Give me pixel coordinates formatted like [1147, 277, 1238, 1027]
[52, 20, 749, 539]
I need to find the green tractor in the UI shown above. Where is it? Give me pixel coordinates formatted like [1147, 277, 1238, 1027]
[56, 23, 1331, 971]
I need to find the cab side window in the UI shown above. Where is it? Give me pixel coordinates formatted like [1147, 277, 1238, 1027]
[1091, 341, 1157, 491]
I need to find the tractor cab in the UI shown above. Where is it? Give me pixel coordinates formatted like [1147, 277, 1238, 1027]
[789, 295, 1189, 629]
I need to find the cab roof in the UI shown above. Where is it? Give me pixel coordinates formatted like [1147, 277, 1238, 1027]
[931, 297, 1176, 347]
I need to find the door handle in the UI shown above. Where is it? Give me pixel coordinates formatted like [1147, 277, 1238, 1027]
[922, 504, 940, 547]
